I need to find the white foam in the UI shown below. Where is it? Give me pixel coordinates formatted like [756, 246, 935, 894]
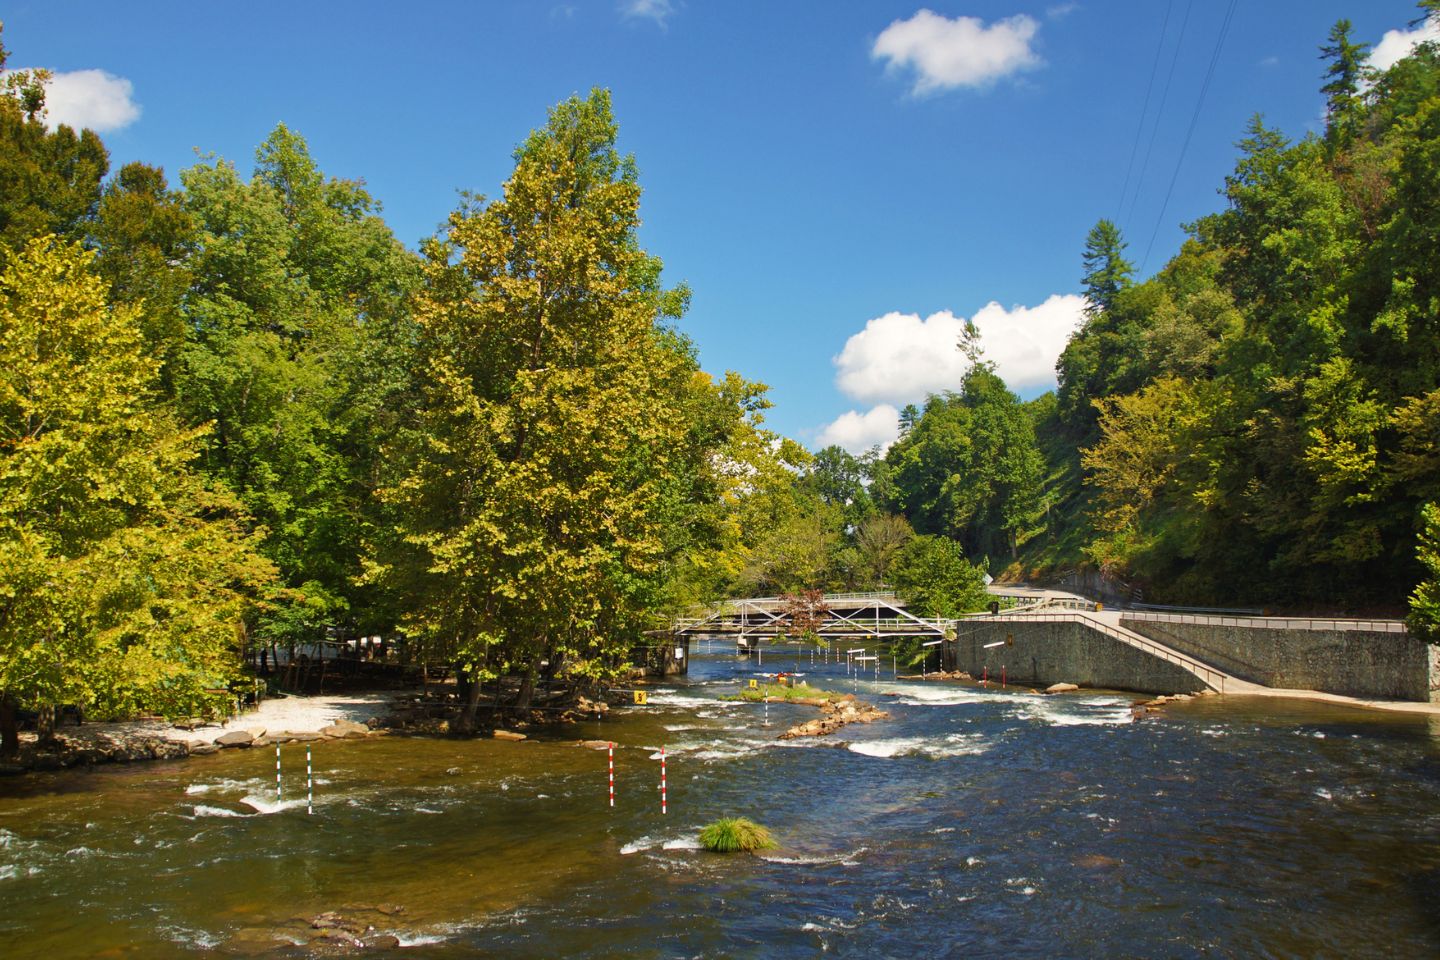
[1019, 699, 1133, 727]
[397, 934, 450, 947]
[621, 836, 658, 855]
[645, 691, 721, 709]
[184, 777, 263, 796]
[622, 834, 696, 855]
[190, 804, 249, 818]
[662, 837, 701, 851]
[847, 733, 989, 759]
[237, 795, 312, 815]
[762, 847, 866, 866]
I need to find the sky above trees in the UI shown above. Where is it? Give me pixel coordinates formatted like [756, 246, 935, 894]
[5, 1, 1435, 450]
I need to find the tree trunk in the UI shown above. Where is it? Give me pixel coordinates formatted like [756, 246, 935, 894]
[512, 669, 537, 720]
[454, 670, 484, 736]
[0, 693, 18, 759]
[37, 703, 56, 745]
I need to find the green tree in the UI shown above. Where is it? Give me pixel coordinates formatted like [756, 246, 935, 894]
[892, 535, 988, 620]
[853, 513, 913, 588]
[0, 24, 108, 251]
[90, 162, 196, 383]
[884, 363, 1043, 564]
[1409, 503, 1440, 642]
[378, 90, 701, 732]
[1319, 19, 1370, 144]
[1080, 218, 1134, 316]
[176, 126, 421, 650]
[0, 239, 274, 756]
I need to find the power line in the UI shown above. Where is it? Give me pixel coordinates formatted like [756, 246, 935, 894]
[1122, 0, 1194, 231]
[1115, 0, 1174, 221]
[1141, 0, 1240, 273]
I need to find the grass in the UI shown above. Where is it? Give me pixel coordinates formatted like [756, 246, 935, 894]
[699, 817, 777, 854]
[724, 682, 836, 703]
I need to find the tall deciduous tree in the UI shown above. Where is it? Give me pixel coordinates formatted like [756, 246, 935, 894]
[177, 126, 420, 648]
[0, 239, 273, 756]
[379, 90, 699, 732]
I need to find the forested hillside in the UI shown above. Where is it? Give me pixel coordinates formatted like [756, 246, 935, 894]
[739, 5, 1440, 631]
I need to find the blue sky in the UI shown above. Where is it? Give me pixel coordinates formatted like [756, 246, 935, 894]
[6, 1, 1435, 451]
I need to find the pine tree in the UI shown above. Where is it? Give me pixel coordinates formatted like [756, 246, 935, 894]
[1081, 219, 1133, 317]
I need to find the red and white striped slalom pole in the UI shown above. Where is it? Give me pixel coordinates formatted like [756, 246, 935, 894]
[608, 742, 615, 808]
[661, 747, 668, 815]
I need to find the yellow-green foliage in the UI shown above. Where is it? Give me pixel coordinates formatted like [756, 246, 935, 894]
[0, 239, 275, 722]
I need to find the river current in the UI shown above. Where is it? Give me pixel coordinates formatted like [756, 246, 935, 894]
[2, 647, 1439, 958]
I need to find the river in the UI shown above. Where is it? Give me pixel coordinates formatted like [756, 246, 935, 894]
[2, 646, 1438, 958]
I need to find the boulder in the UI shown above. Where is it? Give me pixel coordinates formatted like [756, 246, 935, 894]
[215, 730, 256, 748]
[189, 743, 221, 756]
[492, 729, 527, 741]
[272, 730, 323, 743]
[318, 719, 370, 739]
[578, 740, 612, 750]
[1045, 683, 1080, 694]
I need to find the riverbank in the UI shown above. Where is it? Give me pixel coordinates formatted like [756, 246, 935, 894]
[0, 692, 399, 774]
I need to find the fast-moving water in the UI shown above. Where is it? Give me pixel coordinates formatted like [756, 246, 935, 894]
[2, 648, 1439, 958]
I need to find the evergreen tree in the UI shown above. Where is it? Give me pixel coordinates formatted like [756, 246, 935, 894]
[1319, 19, 1370, 144]
[1080, 219, 1133, 316]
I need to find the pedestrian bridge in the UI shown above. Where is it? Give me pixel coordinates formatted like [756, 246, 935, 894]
[672, 589, 1243, 694]
[671, 588, 1418, 703]
[672, 592, 947, 643]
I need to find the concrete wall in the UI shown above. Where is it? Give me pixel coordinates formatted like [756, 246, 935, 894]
[1121, 618, 1440, 703]
[951, 621, 1208, 696]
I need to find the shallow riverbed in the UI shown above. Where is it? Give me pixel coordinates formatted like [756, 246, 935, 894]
[2, 648, 1439, 958]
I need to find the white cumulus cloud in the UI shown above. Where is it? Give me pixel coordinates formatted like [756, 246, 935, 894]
[9, 68, 142, 132]
[833, 294, 1087, 407]
[872, 9, 1041, 94]
[816, 405, 902, 456]
[1369, 18, 1440, 72]
[620, 0, 674, 26]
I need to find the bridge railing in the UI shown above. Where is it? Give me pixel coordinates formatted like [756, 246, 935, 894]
[1119, 611, 1408, 634]
[981, 611, 1230, 693]
[676, 617, 946, 636]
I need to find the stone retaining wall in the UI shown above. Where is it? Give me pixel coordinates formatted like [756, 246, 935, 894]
[951, 621, 1208, 696]
[1120, 619, 1440, 702]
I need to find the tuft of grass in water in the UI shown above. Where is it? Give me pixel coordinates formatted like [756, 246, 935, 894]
[699, 817, 777, 853]
[724, 682, 835, 703]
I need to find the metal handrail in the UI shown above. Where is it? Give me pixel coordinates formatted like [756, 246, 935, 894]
[1119, 611, 1408, 634]
[985, 611, 1229, 693]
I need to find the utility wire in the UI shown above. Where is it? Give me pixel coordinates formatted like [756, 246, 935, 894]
[1141, 0, 1240, 273]
[1115, 0, 1174, 221]
[1122, 0, 1194, 231]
